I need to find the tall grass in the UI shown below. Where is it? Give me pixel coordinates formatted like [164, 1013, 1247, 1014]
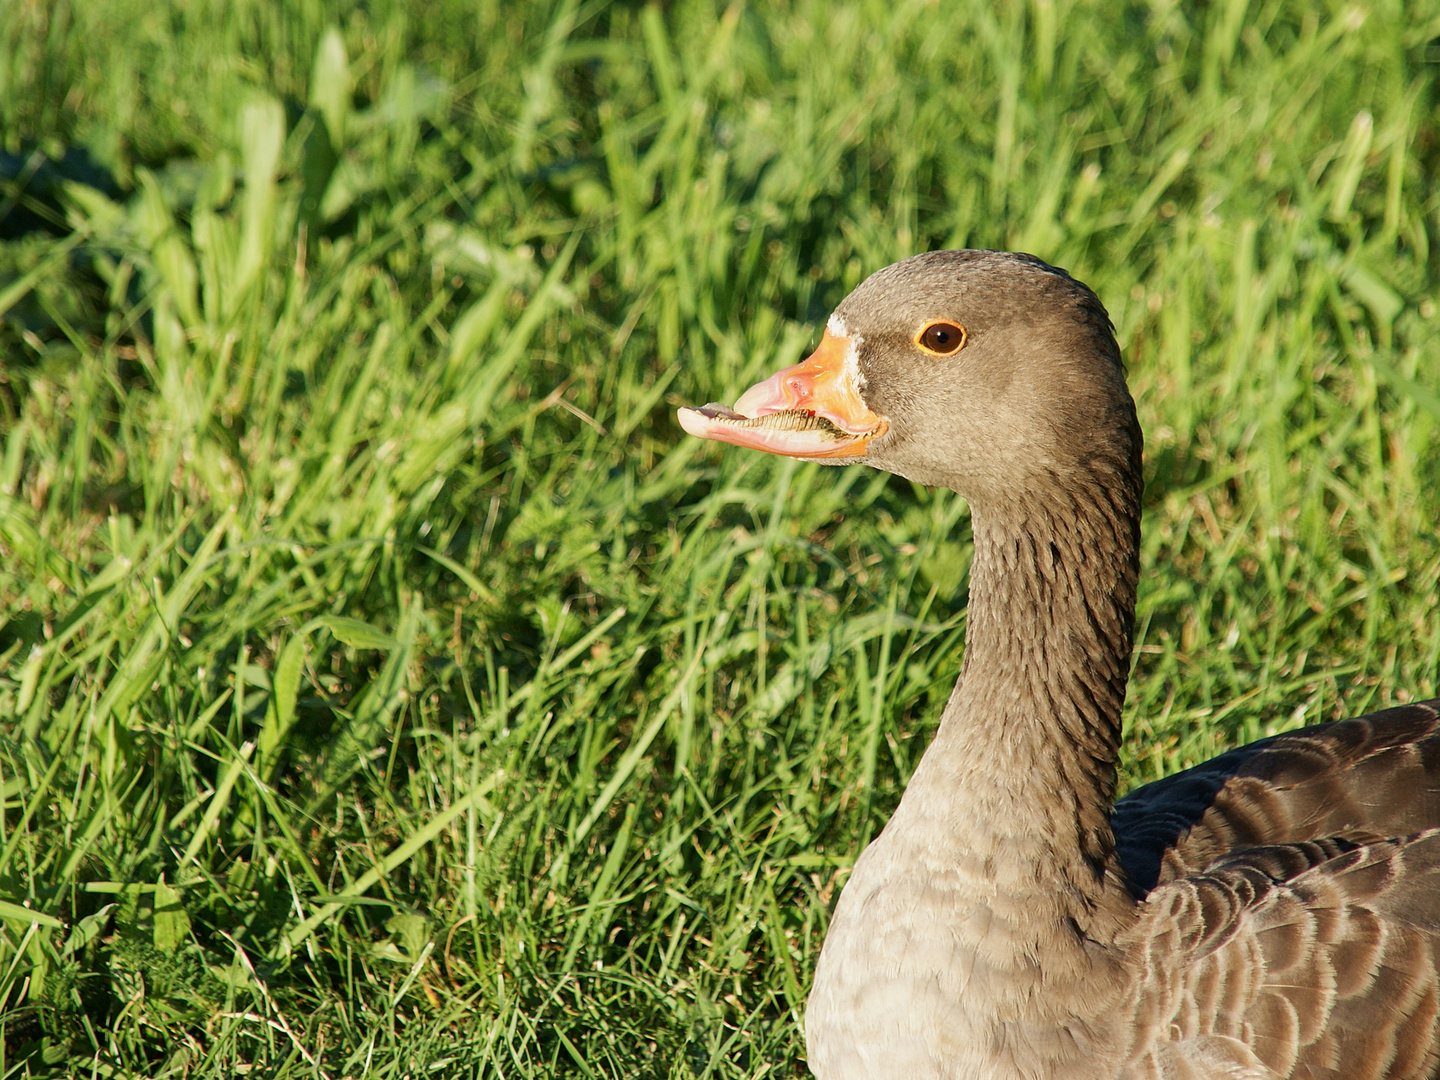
[1, 0, 1438, 1075]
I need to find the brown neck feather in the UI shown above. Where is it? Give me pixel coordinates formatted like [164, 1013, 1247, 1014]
[899, 449, 1143, 936]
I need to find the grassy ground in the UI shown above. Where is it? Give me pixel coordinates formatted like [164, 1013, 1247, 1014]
[2, 0, 1439, 1075]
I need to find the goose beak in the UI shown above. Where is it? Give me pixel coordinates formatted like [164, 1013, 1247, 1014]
[677, 331, 888, 459]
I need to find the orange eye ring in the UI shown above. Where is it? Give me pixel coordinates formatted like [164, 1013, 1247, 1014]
[915, 320, 967, 357]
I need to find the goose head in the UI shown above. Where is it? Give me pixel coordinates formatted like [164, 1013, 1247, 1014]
[678, 250, 1140, 509]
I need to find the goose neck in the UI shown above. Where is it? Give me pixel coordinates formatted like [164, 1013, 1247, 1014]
[908, 475, 1142, 912]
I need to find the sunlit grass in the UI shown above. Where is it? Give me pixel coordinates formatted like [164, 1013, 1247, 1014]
[1, 0, 1438, 1075]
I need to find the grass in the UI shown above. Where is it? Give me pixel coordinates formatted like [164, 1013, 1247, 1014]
[1, 0, 1438, 1075]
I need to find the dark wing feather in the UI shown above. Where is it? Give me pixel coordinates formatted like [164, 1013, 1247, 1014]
[1114, 700, 1440, 895]
[1129, 831, 1440, 1080]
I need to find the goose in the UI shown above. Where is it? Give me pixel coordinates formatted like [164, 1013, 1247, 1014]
[677, 250, 1440, 1080]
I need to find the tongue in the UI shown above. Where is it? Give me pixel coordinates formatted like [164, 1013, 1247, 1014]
[693, 403, 747, 420]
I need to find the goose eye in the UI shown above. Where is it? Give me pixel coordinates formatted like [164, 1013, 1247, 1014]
[917, 321, 966, 356]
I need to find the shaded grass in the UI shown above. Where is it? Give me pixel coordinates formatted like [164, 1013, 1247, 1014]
[1, 0, 1439, 1075]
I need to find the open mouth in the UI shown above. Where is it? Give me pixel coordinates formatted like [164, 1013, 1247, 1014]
[690, 404, 850, 436]
[676, 331, 887, 460]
